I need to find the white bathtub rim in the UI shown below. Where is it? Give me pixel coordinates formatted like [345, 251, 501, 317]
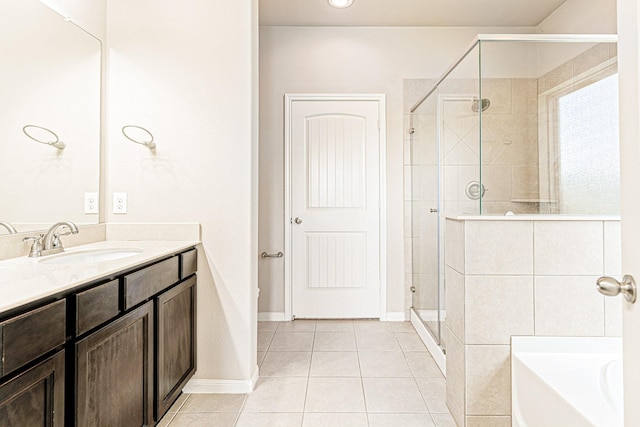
[511, 336, 623, 427]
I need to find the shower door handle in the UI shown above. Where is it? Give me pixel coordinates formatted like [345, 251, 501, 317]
[430, 208, 438, 213]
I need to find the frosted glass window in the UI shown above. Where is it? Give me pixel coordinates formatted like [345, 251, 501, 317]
[557, 73, 620, 214]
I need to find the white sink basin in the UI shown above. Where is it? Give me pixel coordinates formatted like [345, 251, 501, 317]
[39, 248, 143, 265]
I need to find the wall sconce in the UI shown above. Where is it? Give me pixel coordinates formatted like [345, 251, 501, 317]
[22, 125, 66, 149]
[122, 125, 155, 149]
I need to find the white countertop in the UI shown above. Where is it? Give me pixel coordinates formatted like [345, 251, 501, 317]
[444, 214, 621, 221]
[0, 240, 199, 314]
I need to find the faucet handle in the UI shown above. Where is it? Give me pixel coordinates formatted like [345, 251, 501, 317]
[52, 231, 73, 248]
[23, 234, 44, 258]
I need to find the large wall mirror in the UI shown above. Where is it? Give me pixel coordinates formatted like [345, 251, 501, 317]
[0, 0, 101, 234]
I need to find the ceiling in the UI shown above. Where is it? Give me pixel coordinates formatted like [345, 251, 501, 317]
[259, 0, 568, 27]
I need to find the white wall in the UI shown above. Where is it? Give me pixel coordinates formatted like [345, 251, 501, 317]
[42, 0, 107, 39]
[537, 0, 617, 34]
[106, 0, 258, 384]
[0, 0, 100, 229]
[258, 26, 533, 317]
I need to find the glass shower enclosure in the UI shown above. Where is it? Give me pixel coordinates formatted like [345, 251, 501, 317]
[407, 34, 619, 357]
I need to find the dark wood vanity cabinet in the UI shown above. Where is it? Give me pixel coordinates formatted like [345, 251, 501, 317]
[76, 302, 154, 427]
[0, 350, 65, 427]
[0, 247, 197, 427]
[156, 275, 197, 419]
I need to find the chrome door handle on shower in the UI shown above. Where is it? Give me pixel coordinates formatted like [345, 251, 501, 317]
[597, 275, 637, 303]
[294, 217, 302, 224]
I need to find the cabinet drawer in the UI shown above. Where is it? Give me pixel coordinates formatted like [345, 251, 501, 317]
[124, 257, 179, 310]
[181, 249, 197, 279]
[0, 300, 66, 377]
[75, 279, 120, 335]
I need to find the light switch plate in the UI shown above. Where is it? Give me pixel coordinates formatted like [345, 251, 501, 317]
[113, 192, 127, 214]
[84, 192, 98, 214]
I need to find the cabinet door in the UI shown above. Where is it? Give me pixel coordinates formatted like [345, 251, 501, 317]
[0, 350, 64, 427]
[76, 302, 153, 427]
[156, 276, 196, 419]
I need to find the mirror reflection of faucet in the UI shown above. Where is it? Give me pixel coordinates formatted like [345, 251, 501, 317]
[23, 221, 79, 257]
[0, 221, 18, 234]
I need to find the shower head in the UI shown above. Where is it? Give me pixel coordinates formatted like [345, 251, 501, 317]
[471, 98, 491, 112]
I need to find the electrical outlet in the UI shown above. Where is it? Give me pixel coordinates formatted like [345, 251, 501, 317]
[84, 192, 98, 214]
[113, 192, 127, 214]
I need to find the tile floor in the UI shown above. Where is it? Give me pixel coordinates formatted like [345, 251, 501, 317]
[159, 320, 456, 427]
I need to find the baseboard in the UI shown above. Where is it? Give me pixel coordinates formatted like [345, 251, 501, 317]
[258, 312, 287, 321]
[182, 367, 259, 394]
[385, 311, 407, 321]
[411, 308, 446, 376]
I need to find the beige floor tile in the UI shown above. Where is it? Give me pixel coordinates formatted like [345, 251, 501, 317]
[258, 351, 267, 366]
[309, 352, 360, 377]
[168, 412, 238, 427]
[260, 352, 311, 377]
[236, 412, 303, 427]
[353, 320, 392, 333]
[396, 332, 428, 351]
[243, 377, 308, 413]
[358, 351, 412, 378]
[258, 321, 279, 333]
[258, 332, 275, 351]
[304, 377, 366, 413]
[302, 412, 368, 427]
[405, 352, 443, 378]
[363, 378, 428, 413]
[390, 321, 416, 333]
[269, 332, 315, 351]
[178, 393, 246, 413]
[431, 413, 457, 427]
[355, 332, 401, 351]
[416, 378, 448, 413]
[277, 320, 317, 332]
[315, 320, 355, 333]
[313, 332, 357, 351]
[368, 413, 436, 427]
[156, 412, 175, 427]
[167, 393, 189, 413]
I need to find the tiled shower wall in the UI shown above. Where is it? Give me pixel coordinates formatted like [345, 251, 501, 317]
[403, 77, 541, 313]
[444, 218, 622, 427]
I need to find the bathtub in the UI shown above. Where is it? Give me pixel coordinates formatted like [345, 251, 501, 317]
[511, 336, 623, 427]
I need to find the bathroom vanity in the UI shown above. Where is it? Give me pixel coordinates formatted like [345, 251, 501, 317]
[0, 242, 197, 426]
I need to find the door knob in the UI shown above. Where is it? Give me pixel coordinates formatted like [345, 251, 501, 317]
[294, 217, 302, 224]
[596, 275, 637, 303]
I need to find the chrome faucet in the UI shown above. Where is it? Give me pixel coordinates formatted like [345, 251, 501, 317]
[41, 221, 79, 256]
[0, 221, 17, 234]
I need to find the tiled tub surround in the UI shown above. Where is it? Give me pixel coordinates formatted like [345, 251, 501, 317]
[444, 216, 621, 427]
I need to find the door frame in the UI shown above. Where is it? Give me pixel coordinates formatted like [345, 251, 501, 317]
[284, 93, 388, 321]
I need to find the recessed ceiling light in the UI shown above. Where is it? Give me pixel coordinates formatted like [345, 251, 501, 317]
[328, 0, 354, 9]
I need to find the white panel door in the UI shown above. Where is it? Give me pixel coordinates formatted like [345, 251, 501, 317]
[291, 99, 381, 318]
[618, 1, 640, 425]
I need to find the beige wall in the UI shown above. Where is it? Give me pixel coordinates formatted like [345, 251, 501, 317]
[537, 0, 617, 34]
[258, 26, 533, 318]
[106, 0, 259, 383]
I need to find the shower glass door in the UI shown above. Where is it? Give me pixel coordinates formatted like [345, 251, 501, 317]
[410, 90, 442, 346]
